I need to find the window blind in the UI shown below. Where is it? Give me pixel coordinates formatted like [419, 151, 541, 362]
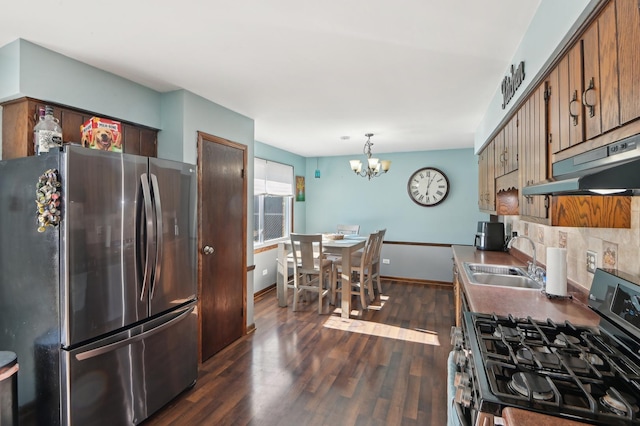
[254, 158, 293, 196]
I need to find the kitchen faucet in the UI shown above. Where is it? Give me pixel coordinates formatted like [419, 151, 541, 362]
[507, 235, 544, 283]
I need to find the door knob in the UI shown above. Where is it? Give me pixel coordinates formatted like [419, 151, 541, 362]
[202, 245, 215, 255]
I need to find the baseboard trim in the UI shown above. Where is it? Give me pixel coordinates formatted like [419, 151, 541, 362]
[254, 283, 277, 301]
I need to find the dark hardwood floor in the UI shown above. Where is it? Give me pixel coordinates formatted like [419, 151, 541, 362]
[144, 280, 455, 425]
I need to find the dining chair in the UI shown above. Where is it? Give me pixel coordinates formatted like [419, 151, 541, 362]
[336, 224, 360, 235]
[290, 233, 333, 313]
[331, 230, 379, 309]
[368, 228, 386, 295]
[350, 228, 385, 297]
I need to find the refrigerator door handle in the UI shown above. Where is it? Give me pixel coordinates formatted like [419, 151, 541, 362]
[74, 305, 195, 361]
[140, 173, 155, 302]
[149, 173, 163, 299]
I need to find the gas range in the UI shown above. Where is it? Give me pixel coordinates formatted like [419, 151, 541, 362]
[451, 268, 640, 426]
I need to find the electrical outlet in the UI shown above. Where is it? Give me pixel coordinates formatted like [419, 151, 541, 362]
[262, 269, 268, 276]
[382, 258, 390, 264]
[586, 251, 597, 273]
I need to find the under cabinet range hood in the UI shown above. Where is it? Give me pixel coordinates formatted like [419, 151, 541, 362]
[523, 133, 640, 196]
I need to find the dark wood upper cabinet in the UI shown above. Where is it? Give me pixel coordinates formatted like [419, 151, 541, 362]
[616, 0, 640, 125]
[1, 97, 158, 159]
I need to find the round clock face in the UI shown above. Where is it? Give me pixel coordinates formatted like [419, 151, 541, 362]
[407, 167, 450, 207]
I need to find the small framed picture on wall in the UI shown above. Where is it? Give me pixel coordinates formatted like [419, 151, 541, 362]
[295, 176, 305, 202]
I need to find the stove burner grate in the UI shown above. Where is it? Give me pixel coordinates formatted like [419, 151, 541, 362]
[600, 389, 639, 417]
[508, 372, 555, 401]
[554, 333, 581, 347]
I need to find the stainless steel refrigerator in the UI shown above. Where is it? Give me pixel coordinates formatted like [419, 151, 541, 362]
[0, 146, 198, 425]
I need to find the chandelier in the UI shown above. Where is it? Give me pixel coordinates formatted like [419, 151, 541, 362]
[349, 133, 391, 180]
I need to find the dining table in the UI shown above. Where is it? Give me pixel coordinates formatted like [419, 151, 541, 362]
[276, 235, 367, 318]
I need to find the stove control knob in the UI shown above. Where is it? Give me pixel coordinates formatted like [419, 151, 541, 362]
[450, 327, 464, 348]
[452, 336, 464, 348]
[454, 371, 470, 387]
[453, 349, 468, 367]
[455, 385, 473, 408]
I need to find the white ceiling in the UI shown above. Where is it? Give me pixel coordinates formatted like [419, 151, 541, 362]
[0, 0, 541, 157]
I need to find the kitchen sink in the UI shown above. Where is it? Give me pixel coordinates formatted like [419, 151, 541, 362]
[462, 263, 542, 290]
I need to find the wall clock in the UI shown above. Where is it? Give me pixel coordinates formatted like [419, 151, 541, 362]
[407, 167, 450, 207]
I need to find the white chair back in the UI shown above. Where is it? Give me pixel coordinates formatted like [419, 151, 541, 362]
[337, 224, 360, 235]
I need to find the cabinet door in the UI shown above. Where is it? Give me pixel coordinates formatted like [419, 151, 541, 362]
[617, 0, 640, 125]
[567, 42, 584, 148]
[596, 2, 620, 134]
[478, 149, 486, 210]
[123, 124, 142, 155]
[493, 128, 505, 177]
[533, 84, 548, 219]
[583, 3, 620, 140]
[548, 65, 562, 154]
[582, 20, 603, 139]
[505, 115, 518, 173]
[519, 84, 548, 220]
[557, 56, 571, 152]
[518, 100, 530, 216]
[123, 125, 158, 157]
[61, 108, 92, 144]
[139, 128, 157, 158]
[478, 143, 495, 212]
[487, 141, 495, 211]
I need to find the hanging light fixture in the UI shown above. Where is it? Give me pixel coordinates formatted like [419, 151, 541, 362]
[349, 133, 391, 180]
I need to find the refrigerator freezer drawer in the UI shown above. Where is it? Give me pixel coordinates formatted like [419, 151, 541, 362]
[61, 303, 197, 425]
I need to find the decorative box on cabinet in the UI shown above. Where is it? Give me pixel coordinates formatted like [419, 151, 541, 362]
[1, 97, 158, 159]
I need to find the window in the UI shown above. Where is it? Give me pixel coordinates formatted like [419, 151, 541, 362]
[254, 158, 294, 245]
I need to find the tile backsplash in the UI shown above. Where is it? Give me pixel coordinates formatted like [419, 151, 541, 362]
[503, 197, 640, 291]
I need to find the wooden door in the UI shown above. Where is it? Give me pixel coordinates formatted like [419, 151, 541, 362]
[198, 131, 247, 362]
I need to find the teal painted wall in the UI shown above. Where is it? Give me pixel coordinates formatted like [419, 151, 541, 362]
[158, 90, 185, 161]
[182, 91, 254, 165]
[13, 39, 162, 129]
[304, 148, 488, 244]
[0, 40, 20, 101]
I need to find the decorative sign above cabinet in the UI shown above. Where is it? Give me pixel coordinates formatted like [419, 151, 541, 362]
[501, 61, 525, 109]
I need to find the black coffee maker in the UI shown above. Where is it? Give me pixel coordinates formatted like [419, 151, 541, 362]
[474, 221, 505, 251]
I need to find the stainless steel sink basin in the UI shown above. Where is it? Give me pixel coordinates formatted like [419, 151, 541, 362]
[463, 263, 542, 290]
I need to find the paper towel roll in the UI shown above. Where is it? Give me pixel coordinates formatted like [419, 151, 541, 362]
[546, 247, 567, 296]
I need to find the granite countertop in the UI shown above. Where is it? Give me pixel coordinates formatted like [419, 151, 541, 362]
[452, 245, 600, 327]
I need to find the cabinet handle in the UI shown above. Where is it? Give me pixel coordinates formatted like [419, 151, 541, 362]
[582, 77, 596, 118]
[569, 90, 580, 126]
